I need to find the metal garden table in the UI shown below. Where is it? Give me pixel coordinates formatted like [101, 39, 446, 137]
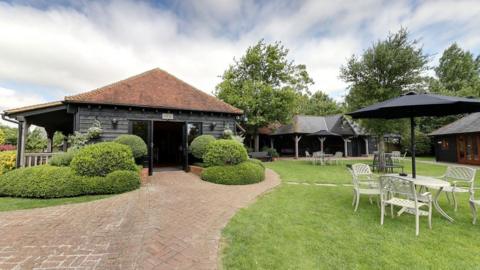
[386, 174, 454, 222]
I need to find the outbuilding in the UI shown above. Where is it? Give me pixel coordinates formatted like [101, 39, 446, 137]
[2, 68, 243, 175]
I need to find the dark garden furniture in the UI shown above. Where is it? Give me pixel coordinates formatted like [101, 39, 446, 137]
[249, 151, 272, 162]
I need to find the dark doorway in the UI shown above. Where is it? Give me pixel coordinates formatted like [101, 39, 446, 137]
[153, 121, 184, 168]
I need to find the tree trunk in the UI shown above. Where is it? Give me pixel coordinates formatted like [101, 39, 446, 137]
[254, 133, 260, 152]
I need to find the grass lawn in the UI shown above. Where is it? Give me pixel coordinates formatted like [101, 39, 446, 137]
[221, 160, 480, 269]
[0, 195, 111, 212]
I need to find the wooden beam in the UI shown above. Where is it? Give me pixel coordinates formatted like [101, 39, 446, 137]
[364, 137, 369, 156]
[294, 135, 302, 159]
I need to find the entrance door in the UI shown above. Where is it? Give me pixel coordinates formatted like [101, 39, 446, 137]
[153, 121, 184, 168]
[457, 134, 480, 165]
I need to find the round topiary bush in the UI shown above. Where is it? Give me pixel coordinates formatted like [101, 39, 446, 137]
[190, 135, 216, 160]
[71, 142, 137, 177]
[201, 161, 265, 185]
[49, 148, 80, 167]
[203, 139, 248, 167]
[113, 135, 148, 160]
[82, 170, 140, 195]
[0, 165, 84, 198]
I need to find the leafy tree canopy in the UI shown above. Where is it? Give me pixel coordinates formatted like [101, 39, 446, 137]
[0, 125, 18, 145]
[341, 28, 428, 136]
[215, 39, 313, 132]
[297, 91, 344, 116]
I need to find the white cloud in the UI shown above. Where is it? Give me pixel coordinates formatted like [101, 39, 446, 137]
[0, 0, 479, 112]
[0, 86, 46, 126]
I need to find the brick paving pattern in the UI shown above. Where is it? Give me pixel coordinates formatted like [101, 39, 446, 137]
[0, 169, 280, 270]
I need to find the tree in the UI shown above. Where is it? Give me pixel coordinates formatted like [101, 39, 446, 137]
[421, 44, 480, 135]
[298, 91, 343, 116]
[216, 40, 313, 150]
[341, 28, 428, 167]
[0, 125, 18, 145]
[433, 43, 480, 97]
[26, 127, 47, 152]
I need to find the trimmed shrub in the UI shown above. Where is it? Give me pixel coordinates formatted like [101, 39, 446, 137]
[261, 146, 279, 158]
[201, 161, 265, 185]
[82, 170, 140, 195]
[247, 158, 265, 169]
[71, 142, 137, 177]
[0, 165, 84, 198]
[113, 135, 148, 160]
[0, 151, 16, 175]
[190, 135, 216, 159]
[49, 148, 80, 167]
[203, 139, 248, 167]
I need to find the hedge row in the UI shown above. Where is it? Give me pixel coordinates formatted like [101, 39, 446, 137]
[0, 165, 140, 198]
[201, 160, 265, 185]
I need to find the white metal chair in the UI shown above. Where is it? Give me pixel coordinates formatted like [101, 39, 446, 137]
[305, 151, 315, 165]
[332, 151, 343, 165]
[379, 175, 432, 236]
[471, 190, 480, 224]
[349, 163, 380, 212]
[429, 166, 476, 212]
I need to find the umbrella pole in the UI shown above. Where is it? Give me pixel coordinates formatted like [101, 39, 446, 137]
[410, 117, 416, 178]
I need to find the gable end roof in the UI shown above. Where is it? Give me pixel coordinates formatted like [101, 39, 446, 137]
[65, 68, 243, 114]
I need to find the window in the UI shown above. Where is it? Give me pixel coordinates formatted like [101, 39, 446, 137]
[130, 120, 149, 144]
[440, 139, 449, 150]
[187, 123, 202, 144]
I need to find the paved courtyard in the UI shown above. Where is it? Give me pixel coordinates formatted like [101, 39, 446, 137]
[0, 169, 280, 270]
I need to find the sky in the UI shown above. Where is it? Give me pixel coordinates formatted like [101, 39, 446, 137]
[1, 0, 480, 124]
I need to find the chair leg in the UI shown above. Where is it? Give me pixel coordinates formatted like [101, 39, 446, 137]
[390, 204, 394, 218]
[415, 213, 420, 236]
[354, 192, 360, 212]
[445, 192, 451, 205]
[452, 192, 458, 212]
[381, 202, 385, 225]
[369, 196, 373, 205]
[470, 201, 477, 225]
[352, 191, 356, 206]
[428, 203, 432, 229]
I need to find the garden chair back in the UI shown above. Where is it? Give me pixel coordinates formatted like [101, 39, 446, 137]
[348, 164, 380, 211]
[379, 175, 432, 236]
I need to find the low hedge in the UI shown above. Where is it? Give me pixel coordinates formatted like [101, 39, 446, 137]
[203, 139, 248, 167]
[82, 170, 140, 195]
[0, 165, 141, 198]
[49, 148, 79, 167]
[71, 142, 137, 177]
[113, 135, 148, 161]
[0, 165, 84, 198]
[201, 161, 265, 185]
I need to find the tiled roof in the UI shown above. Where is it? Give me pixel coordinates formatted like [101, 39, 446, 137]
[3, 101, 64, 115]
[65, 68, 243, 114]
[429, 113, 480, 136]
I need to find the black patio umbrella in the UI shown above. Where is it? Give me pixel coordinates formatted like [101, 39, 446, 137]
[347, 92, 480, 178]
[307, 130, 341, 153]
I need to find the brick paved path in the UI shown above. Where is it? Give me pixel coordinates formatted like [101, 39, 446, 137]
[0, 169, 280, 270]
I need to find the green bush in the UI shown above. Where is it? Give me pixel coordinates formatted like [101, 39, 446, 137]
[82, 170, 140, 194]
[113, 135, 148, 160]
[49, 148, 79, 167]
[71, 142, 137, 177]
[190, 135, 216, 159]
[247, 158, 265, 169]
[201, 161, 265, 185]
[261, 146, 279, 158]
[203, 139, 248, 167]
[0, 165, 84, 198]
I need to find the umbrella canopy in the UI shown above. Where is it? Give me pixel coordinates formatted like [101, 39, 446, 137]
[347, 92, 480, 178]
[307, 130, 341, 137]
[349, 92, 480, 119]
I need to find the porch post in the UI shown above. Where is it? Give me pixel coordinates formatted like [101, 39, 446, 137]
[364, 138, 369, 156]
[18, 120, 29, 167]
[343, 137, 350, 157]
[270, 137, 274, 149]
[46, 129, 54, 153]
[15, 121, 23, 168]
[254, 134, 260, 152]
[62, 136, 68, 152]
[294, 135, 302, 159]
[318, 137, 326, 152]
